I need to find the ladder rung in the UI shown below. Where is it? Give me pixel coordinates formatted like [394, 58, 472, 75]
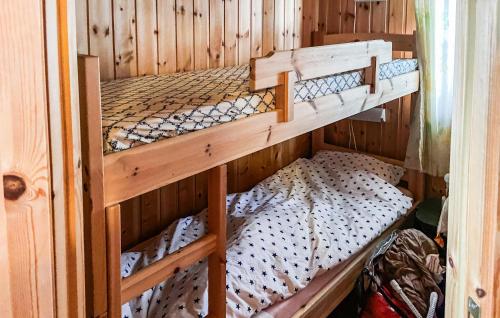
[121, 234, 217, 303]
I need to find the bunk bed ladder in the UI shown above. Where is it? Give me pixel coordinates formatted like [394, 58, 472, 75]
[104, 165, 227, 318]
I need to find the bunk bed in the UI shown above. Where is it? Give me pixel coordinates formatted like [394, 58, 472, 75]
[78, 32, 423, 318]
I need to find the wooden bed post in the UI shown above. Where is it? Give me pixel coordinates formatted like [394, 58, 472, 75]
[275, 71, 295, 122]
[78, 55, 108, 317]
[105, 204, 122, 318]
[207, 165, 227, 317]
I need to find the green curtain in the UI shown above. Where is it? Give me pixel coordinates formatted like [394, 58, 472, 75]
[405, 0, 455, 177]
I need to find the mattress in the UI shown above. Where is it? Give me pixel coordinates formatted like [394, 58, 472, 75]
[101, 59, 418, 154]
[120, 151, 413, 318]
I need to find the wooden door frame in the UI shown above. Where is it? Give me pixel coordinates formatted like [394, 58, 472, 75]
[0, 0, 85, 317]
[447, 0, 499, 317]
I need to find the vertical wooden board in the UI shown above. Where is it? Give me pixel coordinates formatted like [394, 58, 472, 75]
[317, 0, 327, 33]
[88, 0, 114, 80]
[158, 0, 177, 74]
[120, 197, 141, 250]
[195, 172, 209, 212]
[284, 0, 294, 50]
[293, 0, 302, 49]
[113, 0, 138, 78]
[238, 0, 251, 64]
[273, 0, 285, 51]
[1, 0, 56, 316]
[209, 0, 225, 67]
[136, 0, 158, 75]
[140, 190, 161, 239]
[178, 176, 196, 216]
[251, 0, 263, 58]
[160, 183, 179, 228]
[381, 0, 406, 158]
[224, 0, 239, 66]
[76, 0, 89, 54]
[262, 0, 274, 54]
[300, 0, 315, 47]
[371, 0, 387, 33]
[176, 0, 194, 71]
[341, 0, 356, 33]
[194, 0, 210, 70]
[226, 160, 239, 194]
[365, 0, 386, 155]
[236, 155, 252, 192]
[326, 0, 341, 34]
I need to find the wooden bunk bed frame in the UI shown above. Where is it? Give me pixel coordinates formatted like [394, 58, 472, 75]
[78, 32, 422, 318]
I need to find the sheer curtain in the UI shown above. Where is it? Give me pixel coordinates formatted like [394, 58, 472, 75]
[405, 0, 456, 177]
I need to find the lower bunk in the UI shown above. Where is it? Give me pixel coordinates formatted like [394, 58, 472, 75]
[119, 150, 418, 318]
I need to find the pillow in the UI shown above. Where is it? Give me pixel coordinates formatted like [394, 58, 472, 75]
[312, 150, 405, 186]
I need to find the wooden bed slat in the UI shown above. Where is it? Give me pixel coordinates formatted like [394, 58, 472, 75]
[103, 71, 419, 206]
[250, 40, 392, 90]
[121, 234, 217, 303]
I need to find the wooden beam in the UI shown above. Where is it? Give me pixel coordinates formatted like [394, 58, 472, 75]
[121, 234, 217, 303]
[250, 40, 392, 90]
[77, 55, 108, 317]
[103, 71, 419, 206]
[105, 204, 122, 318]
[207, 165, 227, 317]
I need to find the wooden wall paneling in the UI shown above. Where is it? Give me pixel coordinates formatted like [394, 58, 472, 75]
[209, 0, 225, 67]
[88, 0, 115, 80]
[76, 0, 89, 54]
[273, 0, 285, 51]
[225, 0, 239, 66]
[178, 176, 196, 216]
[195, 171, 209, 212]
[136, 0, 158, 76]
[327, 0, 341, 34]
[293, 0, 303, 49]
[398, 0, 416, 160]
[140, 190, 162, 239]
[160, 183, 180, 228]
[284, 0, 295, 50]
[113, 0, 138, 78]
[351, 1, 371, 152]
[194, 0, 210, 70]
[120, 198, 141, 250]
[251, 0, 263, 58]
[365, 0, 386, 155]
[341, 0, 356, 33]
[300, 0, 317, 47]
[317, 0, 328, 33]
[238, 0, 251, 63]
[262, 0, 275, 55]
[176, 0, 194, 72]
[381, 0, 406, 159]
[1, 0, 57, 316]
[158, 0, 177, 74]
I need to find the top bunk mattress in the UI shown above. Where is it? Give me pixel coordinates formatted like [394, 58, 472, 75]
[101, 59, 418, 154]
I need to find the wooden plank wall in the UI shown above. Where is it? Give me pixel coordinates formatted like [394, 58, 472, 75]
[75, 0, 309, 249]
[312, 0, 445, 197]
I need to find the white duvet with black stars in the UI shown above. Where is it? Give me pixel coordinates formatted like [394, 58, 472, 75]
[121, 151, 412, 318]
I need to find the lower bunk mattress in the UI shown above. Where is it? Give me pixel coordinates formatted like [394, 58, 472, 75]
[120, 151, 413, 318]
[102, 59, 418, 154]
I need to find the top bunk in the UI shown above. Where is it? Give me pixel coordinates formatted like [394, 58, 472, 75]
[78, 33, 419, 207]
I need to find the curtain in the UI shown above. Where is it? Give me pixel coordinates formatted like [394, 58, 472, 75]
[405, 0, 456, 177]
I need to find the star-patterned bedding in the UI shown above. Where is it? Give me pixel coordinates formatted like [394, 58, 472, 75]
[120, 151, 413, 318]
[101, 59, 418, 154]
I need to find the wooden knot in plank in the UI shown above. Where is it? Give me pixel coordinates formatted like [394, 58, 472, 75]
[3, 174, 26, 201]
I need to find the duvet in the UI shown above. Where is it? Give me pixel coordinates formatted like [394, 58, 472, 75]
[121, 151, 413, 318]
